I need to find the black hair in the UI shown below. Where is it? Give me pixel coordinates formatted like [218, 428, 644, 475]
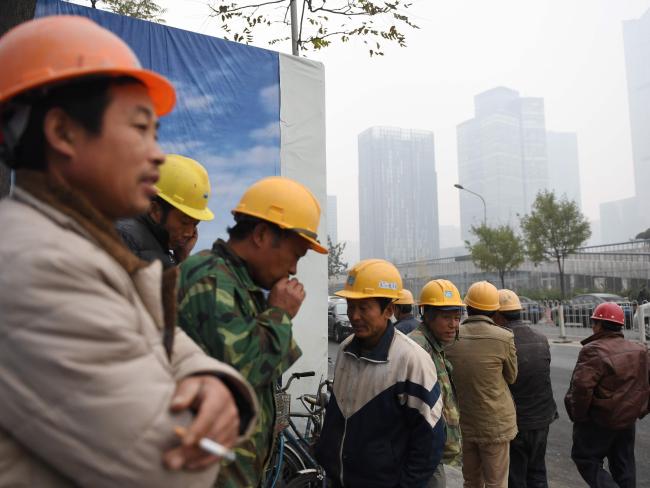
[396, 304, 412, 315]
[467, 305, 495, 317]
[151, 196, 173, 225]
[593, 319, 622, 332]
[10, 76, 141, 170]
[227, 214, 289, 246]
[502, 310, 521, 321]
[376, 297, 393, 313]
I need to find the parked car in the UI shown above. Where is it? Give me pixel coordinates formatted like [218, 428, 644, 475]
[328, 299, 352, 342]
[519, 296, 541, 324]
[563, 293, 633, 328]
[632, 301, 650, 340]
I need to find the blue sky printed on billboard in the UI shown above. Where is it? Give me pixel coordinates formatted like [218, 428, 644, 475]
[35, 0, 281, 252]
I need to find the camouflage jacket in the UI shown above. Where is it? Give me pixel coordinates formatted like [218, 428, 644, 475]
[408, 324, 462, 466]
[177, 239, 302, 488]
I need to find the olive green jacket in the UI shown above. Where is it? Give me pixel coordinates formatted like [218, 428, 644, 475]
[408, 325, 462, 466]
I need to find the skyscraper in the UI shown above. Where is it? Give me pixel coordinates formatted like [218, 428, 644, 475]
[623, 9, 650, 227]
[327, 194, 338, 245]
[456, 87, 549, 241]
[358, 126, 439, 264]
[546, 131, 582, 208]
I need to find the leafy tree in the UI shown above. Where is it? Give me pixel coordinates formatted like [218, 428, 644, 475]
[635, 228, 650, 240]
[210, 0, 418, 56]
[466, 224, 524, 288]
[327, 235, 348, 278]
[520, 191, 591, 299]
[90, 0, 166, 22]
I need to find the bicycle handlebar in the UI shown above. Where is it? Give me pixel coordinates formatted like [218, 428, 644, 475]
[293, 371, 315, 379]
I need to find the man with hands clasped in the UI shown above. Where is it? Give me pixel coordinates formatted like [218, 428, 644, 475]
[177, 176, 328, 488]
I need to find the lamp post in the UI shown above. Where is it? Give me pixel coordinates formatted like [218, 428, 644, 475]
[454, 183, 487, 226]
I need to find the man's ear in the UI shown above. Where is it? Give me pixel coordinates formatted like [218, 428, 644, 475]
[149, 200, 163, 224]
[384, 302, 395, 319]
[251, 222, 269, 249]
[42, 108, 78, 158]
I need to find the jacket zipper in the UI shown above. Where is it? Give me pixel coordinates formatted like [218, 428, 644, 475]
[339, 417, 347, 487]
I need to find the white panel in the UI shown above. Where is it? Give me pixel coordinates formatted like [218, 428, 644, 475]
[279, 53, 328, 402]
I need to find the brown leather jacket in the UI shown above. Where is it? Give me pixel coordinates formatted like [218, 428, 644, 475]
[565, 329, 650, 429]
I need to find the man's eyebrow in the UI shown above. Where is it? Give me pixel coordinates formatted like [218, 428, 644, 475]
[134, 105, 160, 130]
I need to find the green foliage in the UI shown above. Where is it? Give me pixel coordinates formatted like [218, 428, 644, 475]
[635, 228, 650, 240]
[90, 0, 166, 22]
[327, 235, 348, 278]
[466, 224, 524, 288]
[210, 0, 418, 56]
[520, 190, 591, 299]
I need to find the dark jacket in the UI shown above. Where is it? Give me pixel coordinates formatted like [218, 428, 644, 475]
[394, 314, 420, 335]
[315, 323, 445, 488]
[565, 329, 650, 430]
[116, 215, 175, 268]
[506, 320, 558, 430]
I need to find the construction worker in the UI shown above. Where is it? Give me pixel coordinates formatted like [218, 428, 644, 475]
[176, 176, 327, 488]
[446, 281, 518, 488]
[565, 302, 649, 487]
[315, 259, 445, 487]
[117, 154, 214, 267]
[394, 288, 420, 334]
[493, 289, 557, 488]
[408, 279, 464, 488]
[0, 16, 257, 487]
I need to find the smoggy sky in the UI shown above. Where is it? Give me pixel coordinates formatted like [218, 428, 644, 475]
[75, 0, 650, 246]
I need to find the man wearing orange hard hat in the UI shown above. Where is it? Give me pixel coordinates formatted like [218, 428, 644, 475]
[0, 16, 257, 487]
[177, 176, 327, 488]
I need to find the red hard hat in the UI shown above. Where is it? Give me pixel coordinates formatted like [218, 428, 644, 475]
[591, 302, 625, 326]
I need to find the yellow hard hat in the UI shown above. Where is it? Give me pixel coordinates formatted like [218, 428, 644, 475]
[233, 176, 327, 254]
[335, 259, 402, 300]
[395, 289, 415, 305]
[464, 281, 500, 311]
[419, 279, 464, 308]
[154, 155, 214, 221]
[498, 289, 522, 312]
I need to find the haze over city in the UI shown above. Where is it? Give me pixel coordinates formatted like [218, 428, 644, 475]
[76, 0, 650, 261]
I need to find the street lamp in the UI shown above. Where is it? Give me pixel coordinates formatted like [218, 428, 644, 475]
[454, 183, 487, 226]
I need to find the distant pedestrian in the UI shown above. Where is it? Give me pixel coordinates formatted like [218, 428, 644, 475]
[446, 281, 518, 488]
[494, 289, 557, 488]
[565, 302, 650, 488]
[394, 288, 420, 334]
[316, 259, 445, 487]
[409, 279, 464, 488]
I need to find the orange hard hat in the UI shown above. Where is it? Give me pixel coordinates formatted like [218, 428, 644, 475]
[0, 15, 175, 115]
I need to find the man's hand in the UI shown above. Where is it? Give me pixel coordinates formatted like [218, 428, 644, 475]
[173, 228, 198, 263]
[164, 375, 240, 471]
[268, 277, 306, 318]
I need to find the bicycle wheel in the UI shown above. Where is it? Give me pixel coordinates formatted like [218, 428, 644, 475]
[279, 443, 307, 484]
[286, 469, 325, 488]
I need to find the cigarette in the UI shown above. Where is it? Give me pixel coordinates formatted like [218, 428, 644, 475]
[174, 426, 236, 462]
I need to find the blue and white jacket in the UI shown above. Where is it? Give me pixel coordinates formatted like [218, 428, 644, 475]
[315, 323, 445, 488]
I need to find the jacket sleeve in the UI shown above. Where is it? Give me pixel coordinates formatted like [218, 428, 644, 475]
[400, 353, 446, 487]
[564, 345, 606, 422]
[0, 247, 228, 488]
[177, 267, 301, 389]
[503, 336, 518, 384]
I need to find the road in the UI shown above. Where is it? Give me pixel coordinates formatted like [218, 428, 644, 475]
[327, 339, 650, 487]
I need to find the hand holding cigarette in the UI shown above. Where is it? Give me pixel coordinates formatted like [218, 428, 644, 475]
[174, 426, 236, 462]
[163, 375, 239, 471]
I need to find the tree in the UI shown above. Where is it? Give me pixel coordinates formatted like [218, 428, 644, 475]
[210, 0, 418, 56]
[466, 224, 524, 288]
[0, 0, 38, 199]
[90, 0, 167, 22]
[327, 236, 348, 278]
[520, 191, 591, 299]
[635, 228, 650, 240]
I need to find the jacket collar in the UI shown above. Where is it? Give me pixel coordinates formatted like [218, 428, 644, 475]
[138, 213, 171, 252]
[344, 321, 395, 363]
[415, 322, 447, 353]
[581, 328, 624, 346]
[212, 239, 261, 293]
[504, 319, 527, 330]
[462, 314, 498, 326]
[14, 170, 177, 358]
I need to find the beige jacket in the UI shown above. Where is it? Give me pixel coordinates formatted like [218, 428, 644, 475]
[0, 173, 257, 487]
[446, 315, 518, 443]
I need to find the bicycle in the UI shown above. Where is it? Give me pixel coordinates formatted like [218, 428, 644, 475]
[265, 371, 331, 488]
